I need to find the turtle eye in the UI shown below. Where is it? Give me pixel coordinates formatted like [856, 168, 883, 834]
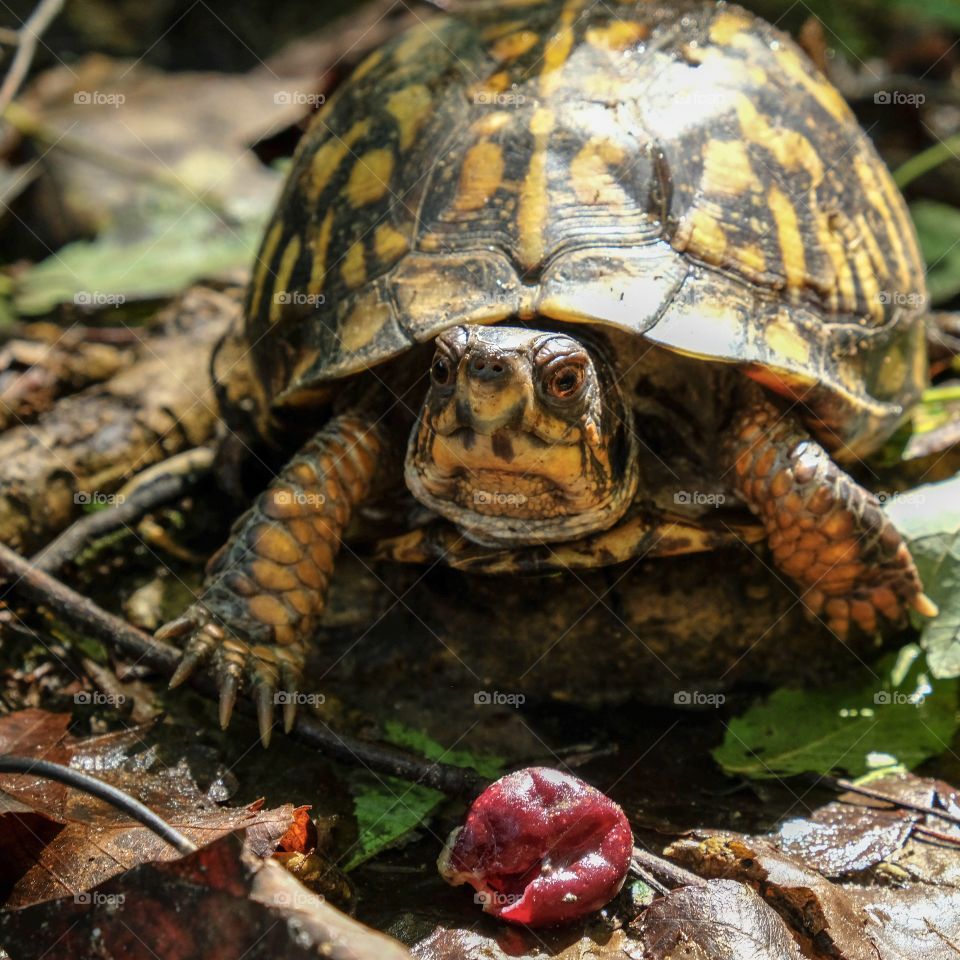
[431, 352, 453, 386]
[544, 362, 586, 400]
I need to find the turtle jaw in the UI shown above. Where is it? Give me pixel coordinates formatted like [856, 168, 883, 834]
[403, 324, 639, 546]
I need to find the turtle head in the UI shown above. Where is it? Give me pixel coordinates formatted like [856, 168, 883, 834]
[404, 324, 639, 545]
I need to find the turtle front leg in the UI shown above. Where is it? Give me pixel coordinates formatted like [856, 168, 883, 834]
[156, 411, 384, 746]
[724, 390, 937, 637]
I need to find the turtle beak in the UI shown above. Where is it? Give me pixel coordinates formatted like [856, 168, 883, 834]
[452, 343, 527, 435]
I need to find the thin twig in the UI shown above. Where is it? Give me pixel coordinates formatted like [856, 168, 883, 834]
[0, 541, 485, 797]
[631, 846, 706, 891]
[806, 773, 960, 829]
[31, 447, 215, 573]
[0, 0, 64, 114]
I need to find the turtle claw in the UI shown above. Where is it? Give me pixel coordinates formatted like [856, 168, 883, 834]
[255, 684, 276, 748]
[156, 603, 309, 747]
[218, 673, 239, 730]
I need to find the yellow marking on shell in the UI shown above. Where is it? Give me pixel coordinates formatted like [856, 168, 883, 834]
[471, 111, 513, 136]
[856, 213, 888, 280]
[492, 30, 539, 61]
[701, 139, 760, 196]
[339, 297, 392, 353]
[308, 208, 335, 295]
[709, 10, 753, 45]
[735, 96, 823, 185]
[570, 137, 627, 205]
[850, 239, 882, 320]
[482, 19, 529, 40]
[386, 84, 432, 151]
[737, 243, 767, 278]
[517, 108, 554, 269]
[374, 223, 410, 263]
[351, 48, 384, 82]
[306, 119, 371, 203]
[874, 154, 925, 285]
[767, 185, 807, 290]
[345, 148, 394, 207]
[775, 45, 852, 124]
[748, 66, 767, 86]
[540, 0, 585, 96]
[341, 240, 367, 289]
[393, 25, 435, 63]
[765, 317, 811, 366]
[585, 20, 649, 51]
[455, 140, 505, 212]
[249, 220, 283, 320]
[269, 235, 302, 325]
[854, 156, 911, 292]
[674, 209, 728, 266]
[818, 212, 856, 314]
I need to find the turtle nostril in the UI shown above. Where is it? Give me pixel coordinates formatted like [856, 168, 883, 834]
[491, 363, 503, 374]
[474, 360, 486, 371]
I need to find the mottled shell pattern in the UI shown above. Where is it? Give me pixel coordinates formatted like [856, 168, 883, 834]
[246, 0, 928, 457]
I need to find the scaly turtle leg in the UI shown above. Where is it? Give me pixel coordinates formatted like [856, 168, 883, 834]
[156, 411, 384, 745]
[725, 390, 937, 637]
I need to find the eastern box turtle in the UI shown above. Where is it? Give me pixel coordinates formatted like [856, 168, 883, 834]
[158, 0, 938, 743]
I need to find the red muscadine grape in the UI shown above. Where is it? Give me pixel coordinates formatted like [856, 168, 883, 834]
[437, 767, 633, 927]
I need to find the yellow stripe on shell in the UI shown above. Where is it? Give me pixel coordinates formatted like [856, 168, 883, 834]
[455, 140, 505, 211]
[767, 184, 807, 290]
[345, 148, 395, 207]
[270, 234, 302, 325]
[308, 208, 335, 295]
[517, 108, 555, 270]
[249, 219, 283, 320]
[584, 21, 649, 51]
[341, 240, 367, 289]
[386, 84, 433, 151]
[306, 120, 372, 203]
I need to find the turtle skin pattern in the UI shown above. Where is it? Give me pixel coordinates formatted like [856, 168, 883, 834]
[158, 413, 384, 744]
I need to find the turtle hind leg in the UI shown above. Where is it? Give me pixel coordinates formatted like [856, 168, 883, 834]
[725, 391, 937, 638]
[157, 411, 385, 746]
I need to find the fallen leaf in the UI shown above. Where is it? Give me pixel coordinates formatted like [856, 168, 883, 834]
[0, 832, 411, 960]
[0, 709, 295, 909]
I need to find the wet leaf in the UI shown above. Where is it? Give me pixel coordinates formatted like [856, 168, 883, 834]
[713, 646, 959, 779]
[0, 709, 295, 909]
[886, 476, 960, 678]
[633, 879, 806, 960]
[0, 832, 411, 960]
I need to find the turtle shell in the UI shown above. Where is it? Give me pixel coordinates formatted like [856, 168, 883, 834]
[246, 0, 928, 458]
